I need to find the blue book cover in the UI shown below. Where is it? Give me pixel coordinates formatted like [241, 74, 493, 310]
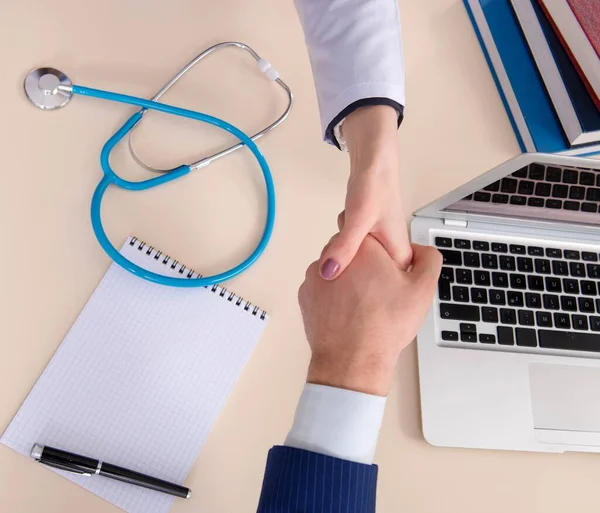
[532, 0, 600, 135]
[463, 0, 600, 156]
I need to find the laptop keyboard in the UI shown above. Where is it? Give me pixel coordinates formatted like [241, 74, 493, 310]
[462, 163, 600, 213]
[435, 234, 600, 354]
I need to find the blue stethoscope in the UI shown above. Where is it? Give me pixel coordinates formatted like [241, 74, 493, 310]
[24, 42, 293, 287]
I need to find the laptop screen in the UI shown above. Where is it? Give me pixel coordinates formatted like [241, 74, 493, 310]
[444, 162, 600, 226]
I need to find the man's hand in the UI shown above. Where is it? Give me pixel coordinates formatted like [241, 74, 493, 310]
[300, 236, 442, 397]
[320, 105, 412, 280]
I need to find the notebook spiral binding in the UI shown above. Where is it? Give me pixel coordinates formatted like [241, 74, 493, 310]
[128, 237, 268, 321]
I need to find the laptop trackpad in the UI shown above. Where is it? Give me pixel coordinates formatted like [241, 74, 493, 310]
[530, 363, 600, 446]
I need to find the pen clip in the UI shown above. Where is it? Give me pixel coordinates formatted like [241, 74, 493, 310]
[39, 459, 93, 477]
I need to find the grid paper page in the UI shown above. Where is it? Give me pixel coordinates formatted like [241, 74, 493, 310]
[1, 238, 268, 513]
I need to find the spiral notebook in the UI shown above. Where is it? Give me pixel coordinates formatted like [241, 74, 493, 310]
[1, 237, 268, 513]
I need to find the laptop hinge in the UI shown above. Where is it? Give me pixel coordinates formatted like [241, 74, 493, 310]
[443, 218, 467, 228]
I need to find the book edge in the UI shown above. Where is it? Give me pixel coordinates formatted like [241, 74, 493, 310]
[511, 0, 584, 144]
[464, 0, 531, 152]
[540, 0, 600, 105]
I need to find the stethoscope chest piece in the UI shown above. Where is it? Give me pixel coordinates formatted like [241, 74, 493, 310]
[24, 68, 73, 110]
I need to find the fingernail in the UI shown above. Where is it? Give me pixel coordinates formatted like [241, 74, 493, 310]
[320, 259, 340, 280]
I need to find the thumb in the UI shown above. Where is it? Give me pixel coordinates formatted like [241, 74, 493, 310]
[373, 222, 413, 271]
[407, 244, 443, 284]
[319, 220, 369, 280]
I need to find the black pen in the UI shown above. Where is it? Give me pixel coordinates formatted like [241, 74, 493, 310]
[31, 444, 191, 499]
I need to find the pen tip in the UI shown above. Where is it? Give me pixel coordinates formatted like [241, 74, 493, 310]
[186, 490, 192, 499]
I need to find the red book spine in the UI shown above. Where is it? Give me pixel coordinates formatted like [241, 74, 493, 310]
[537, 0, 600, 110]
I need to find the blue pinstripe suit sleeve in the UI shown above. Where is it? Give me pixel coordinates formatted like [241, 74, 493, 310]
[256, 446, 378, 513]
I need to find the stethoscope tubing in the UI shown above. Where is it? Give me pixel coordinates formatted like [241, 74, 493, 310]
[77, 85, 275, 287]
[127, 41, 293, 173]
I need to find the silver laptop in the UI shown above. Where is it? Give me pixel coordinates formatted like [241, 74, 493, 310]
[412, 153, 600, 453]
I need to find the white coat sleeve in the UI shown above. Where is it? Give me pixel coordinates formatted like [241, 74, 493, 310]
[294, 0, 406, 147]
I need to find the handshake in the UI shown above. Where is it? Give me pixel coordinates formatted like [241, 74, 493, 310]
[298, 227, 443, 397]
[296, 105, 443, 397]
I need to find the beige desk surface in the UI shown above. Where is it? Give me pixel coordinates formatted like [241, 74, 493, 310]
[2, 0, 600, 511]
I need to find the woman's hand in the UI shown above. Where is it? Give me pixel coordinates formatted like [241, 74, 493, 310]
[320, 105, 412, 280]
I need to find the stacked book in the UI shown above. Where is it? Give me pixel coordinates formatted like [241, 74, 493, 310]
[464, 0, 600, 156]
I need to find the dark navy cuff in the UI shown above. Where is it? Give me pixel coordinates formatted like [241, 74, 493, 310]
[326, 98, 405, 150]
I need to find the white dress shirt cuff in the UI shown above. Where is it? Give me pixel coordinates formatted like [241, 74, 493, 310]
[284, 384, 387, 465]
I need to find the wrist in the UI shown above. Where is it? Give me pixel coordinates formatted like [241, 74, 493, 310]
[307, 352, 394, 397]
[342, 105, 399, 177]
